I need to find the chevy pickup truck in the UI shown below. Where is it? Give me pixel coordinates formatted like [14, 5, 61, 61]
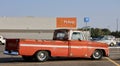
[4, 29, 109, 62]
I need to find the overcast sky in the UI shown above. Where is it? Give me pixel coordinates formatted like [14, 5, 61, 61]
[0, 0, 120, 31]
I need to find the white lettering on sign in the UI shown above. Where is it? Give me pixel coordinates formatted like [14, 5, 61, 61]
[64, 20, 74, 24]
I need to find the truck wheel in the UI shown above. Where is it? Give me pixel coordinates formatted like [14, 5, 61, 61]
[110, 43, 114, 46]
[35, 51, 49, 62]
[91, 50, 103, 60]
[22, 56, 33, 61]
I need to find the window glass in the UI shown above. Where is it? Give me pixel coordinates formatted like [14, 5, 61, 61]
[72, 32, 83, 40]
[56, 32, 65, 40]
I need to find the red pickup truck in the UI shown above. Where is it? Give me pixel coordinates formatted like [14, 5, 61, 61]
[4, 29, 109, 62]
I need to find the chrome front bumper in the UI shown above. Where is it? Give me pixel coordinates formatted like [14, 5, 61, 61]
[4, 50, 19, 55]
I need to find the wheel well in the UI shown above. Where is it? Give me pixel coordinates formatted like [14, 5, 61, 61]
[46, 50, 51, 57]
[34, 50, 51, 57]
[95, 49, 106, 56]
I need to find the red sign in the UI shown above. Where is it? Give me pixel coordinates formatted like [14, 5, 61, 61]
[56, 17, 77, 28]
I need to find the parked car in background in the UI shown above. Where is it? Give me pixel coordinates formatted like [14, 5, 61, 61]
[0, 35, 6, 45]
[94, 35, 117, 46]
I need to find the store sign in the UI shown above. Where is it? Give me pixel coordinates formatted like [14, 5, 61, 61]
[56, 17, 76, 28]
[64, 20, 74, 24]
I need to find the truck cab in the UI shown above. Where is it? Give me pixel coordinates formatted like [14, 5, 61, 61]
[4, 29, 109, 62]
[53, 29, 89, 41]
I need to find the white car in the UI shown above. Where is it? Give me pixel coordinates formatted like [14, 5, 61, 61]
[95, 35, 116, 46]
[0, 36, 6, 45]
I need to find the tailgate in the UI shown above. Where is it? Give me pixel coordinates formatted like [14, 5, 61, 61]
[4, 39, 20, 55]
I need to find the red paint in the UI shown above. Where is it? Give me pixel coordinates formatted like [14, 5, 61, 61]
[4, 29, 109, 60]
[5, 39, 109, 58]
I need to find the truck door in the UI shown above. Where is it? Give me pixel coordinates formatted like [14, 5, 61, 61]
[69, 32, 88, 57]
[53, 40, 69, 57]
[52, 31, 69, 57]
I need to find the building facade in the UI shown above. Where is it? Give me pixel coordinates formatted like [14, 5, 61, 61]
[0, 17, 77, 39]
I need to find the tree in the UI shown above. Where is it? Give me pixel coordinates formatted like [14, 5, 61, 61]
[78, 27, 120, 38]
[101, 29, 111, 35]
[91, 28, 103, 38]
[111, 31, 120, 38]
[91, 28, 111, 38]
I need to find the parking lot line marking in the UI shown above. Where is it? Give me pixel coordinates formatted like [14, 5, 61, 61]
[105, 57, 120, 66]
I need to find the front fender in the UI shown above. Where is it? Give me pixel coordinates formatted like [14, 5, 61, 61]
[87, 47, 109, 57]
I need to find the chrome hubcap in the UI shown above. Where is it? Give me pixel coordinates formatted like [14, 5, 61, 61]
[95, 52, 99, 57]
[93, 51, 101, 59]
[38, 52, 46, 61]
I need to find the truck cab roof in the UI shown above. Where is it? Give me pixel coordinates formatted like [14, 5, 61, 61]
[53, 29, 90, 41]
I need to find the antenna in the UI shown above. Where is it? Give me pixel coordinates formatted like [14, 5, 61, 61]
[116, 18, 119, 32]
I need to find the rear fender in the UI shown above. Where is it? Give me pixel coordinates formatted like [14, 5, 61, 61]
[33, 50, 51, 57]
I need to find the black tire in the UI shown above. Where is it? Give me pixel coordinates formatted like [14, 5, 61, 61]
[91, 50, 103, 60]
[2, 43, 5, 45]
[22, 56, 34, 61]
[110, 43, 114, 47]
[35, 51, 49, 62]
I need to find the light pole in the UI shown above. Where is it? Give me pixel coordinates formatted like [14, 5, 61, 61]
[84, 17, 90, 40]
[116, 18, 119, 32]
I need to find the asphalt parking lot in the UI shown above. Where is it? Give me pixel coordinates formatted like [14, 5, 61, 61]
[0, 45, 120, 66]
